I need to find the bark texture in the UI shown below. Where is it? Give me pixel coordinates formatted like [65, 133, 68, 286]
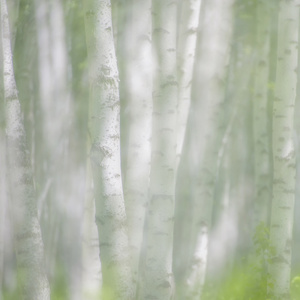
[253, 0, 272, 227]
[176, 0, 202, 170]
[185, 0, 234, 297]
[139, 1, 178, 299]
[122, 0, 153, 293]
[268, 1, 299, 299]
[1, 0, 50, 299]
[83, 0, 134, 298]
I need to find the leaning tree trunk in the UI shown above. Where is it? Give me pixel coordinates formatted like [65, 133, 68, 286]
[139, 1, 178, 299]
[0, 0, 50, 299]
[83, 0, 134, 299]
[268, 1, 299, 299]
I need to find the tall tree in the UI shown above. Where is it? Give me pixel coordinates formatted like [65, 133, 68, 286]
[184, 0, 234, 297]
[253, 0, 272, 227]
[176, 0, 202, 170]
[83, 0, 134, 298]
[34, 2, 84, 298]
[139, 1, 178, 299]
[121, 0, 153, 293]
[0, 13, 4, 298]
[82, 155, 102, 299]
[0, 0, 50, 299]
[268, 0, 299, 298]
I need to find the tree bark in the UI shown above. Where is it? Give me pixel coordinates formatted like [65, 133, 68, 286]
[185, 0, 234, 297]
[139, 1, 178, 299]
[82, 135, 102, 299]
[83, 0, 134, 298]
[268, 1, 299, 299]
[176, 0, 202, 171]
[253, 0, 272, 228]
[121, 0, 153, 293]
[1, 0, 50, 299]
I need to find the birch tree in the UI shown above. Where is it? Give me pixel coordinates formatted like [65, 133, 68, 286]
[253, 0, 272, 227]
[35, 2, 84, 298]
[82, 157, 102, 299]
[0, 118, 5, 300]
[121, 0, 152, 292]
[176, 0, 202, 170]
[139, 1, 178, 299]
[83, 0, 134, 298]
[184, 0, 234, 297]
[0, 16, 4, 298]
[268, 0, 299, 298]
[0, 0, 50, 299]
[13, 0, 37, 168]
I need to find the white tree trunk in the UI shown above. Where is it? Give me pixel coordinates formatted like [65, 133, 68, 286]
[0, 16, 4, 297]
[268, 1, 299, 298]
[121, 0, 153, 293]
[6, 0, 19, 51]
[0, 0, 50, 299]
[185, 0, 234, 297]
[253, 0, 272, 227]
[176, 0, 202, 170]
[83, 0, 134, 298]
[139, 1, 178, 299]
[0, 131, 6, 300]
[82, 144, 102, 299]
[35, 2, 84, 298]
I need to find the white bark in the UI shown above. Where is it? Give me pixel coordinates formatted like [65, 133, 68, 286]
[0, 0, 50, 299]
[6, 0, 19, 51]
[0, 15, 4, 296]
[35, 2, 84, 298]
[185, 0, 234, 297]
[122, 0, 152, 291]
[268, 1, 299, 299]
[139, 1, 178, 299]
[82, 147, 102, 299]
[0, 132, 6, 300]
[176, 0, 202, 170]
[83, 0, 134, 299]
[253, 0, 271, 227]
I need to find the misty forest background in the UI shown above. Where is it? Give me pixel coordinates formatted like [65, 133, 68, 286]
[1, 0, 300, 299]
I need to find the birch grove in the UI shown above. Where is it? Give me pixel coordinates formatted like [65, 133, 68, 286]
[3, 0, 300, 299]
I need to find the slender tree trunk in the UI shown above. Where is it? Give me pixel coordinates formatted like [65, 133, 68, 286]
[6, 0, 19, 51]
[0, 19, 4, 297]
[253, 0, 272, 228]
[83, 0, 134, 298]
[82, 137, 102, 299]
[13, 0, 37, 179]
[35, 2, 84, 297]
[139, 1, 178, 299]
[0, 0, 50, 299]
[176, 0, 202, 170]
[0, 131, 6, 300]
[121, 0, 152, 293]
[268, 1, 299, 299]
[173, 1, 202, 292]
[185, 0, 234, 297]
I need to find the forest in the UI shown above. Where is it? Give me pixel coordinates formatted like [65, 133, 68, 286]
[1, 0, 300, 299]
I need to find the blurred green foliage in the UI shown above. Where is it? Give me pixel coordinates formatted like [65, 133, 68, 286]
[201, 222, 289, 300]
